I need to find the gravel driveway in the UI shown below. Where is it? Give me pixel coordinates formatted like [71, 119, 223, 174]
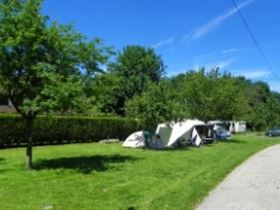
[197, 144, 280, 210]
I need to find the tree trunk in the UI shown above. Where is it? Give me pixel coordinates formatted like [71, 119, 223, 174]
[26, 118, 34, 170]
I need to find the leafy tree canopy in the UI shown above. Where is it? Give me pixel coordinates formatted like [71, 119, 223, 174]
[0, 0, 110, 168]
[93, 45, 166, 116]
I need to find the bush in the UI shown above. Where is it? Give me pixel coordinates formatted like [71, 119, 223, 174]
[0, 114, 146, 147]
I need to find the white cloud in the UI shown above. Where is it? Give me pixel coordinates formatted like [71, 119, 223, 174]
[167, 69, 186, 77]
[269, 82, 280, 92]
[222, 48, 240, 54]
[198, 48, 241, 59]
[152, 38, 174, 49]
[194, 59, 234, 70]
[234, 70, 280, 92]
[213, 60, 234, 69]
[167, 59, 234, 77]
[233, 69, 271, 79]
[182, 0, 254, 42]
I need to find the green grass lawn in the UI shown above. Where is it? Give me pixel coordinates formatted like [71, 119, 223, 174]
[0, 134, 279, 210]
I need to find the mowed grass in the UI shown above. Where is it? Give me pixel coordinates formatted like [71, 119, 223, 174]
[0, 134, 279, 210]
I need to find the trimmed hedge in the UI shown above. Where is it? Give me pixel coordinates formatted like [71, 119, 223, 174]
[0, 114, 145, 147]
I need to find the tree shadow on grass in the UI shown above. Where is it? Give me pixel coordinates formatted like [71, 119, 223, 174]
[221, 139, 246, 144]
[142, 146, 192, 152]
[0, 158, 6, 173]
[34, 155, 138, 174]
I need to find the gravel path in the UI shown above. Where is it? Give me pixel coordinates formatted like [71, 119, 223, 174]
[197, 144, 280, 210]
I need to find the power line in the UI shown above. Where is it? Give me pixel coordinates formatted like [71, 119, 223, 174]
[231, 0, 280, 81]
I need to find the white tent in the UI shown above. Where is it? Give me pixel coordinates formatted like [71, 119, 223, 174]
[191, 126, 202, 146]
[122, 131, 147, 148]
[122, 120, 208, 149]
[154, 119, 205, 148]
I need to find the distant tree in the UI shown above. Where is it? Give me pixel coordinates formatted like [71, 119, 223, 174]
[210, 73, 250, 121]
[180, 69, 212, 120]
[90, 72, 126, 115]
[266, 92, 280, 128]
[234, 78, 272, 130]
[111, 45, 165, 83]
[0, 0, 109, 169]
[125, 81, 181, 128]
[106, 45, 165, 115]
[170, 68, 250, 121]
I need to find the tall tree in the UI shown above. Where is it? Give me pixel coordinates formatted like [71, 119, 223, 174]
[125, 81, 182, 128]
[235, 78, 271, 130]
[106, 45, 165, 115]
[266, 92, 280, 128]
[0, 0, 109, 169]
[171, 68, 249, 121]
[90, 72, 127, 115]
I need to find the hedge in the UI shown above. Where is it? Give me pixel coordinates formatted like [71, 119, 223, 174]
[0, 114, 147, 147]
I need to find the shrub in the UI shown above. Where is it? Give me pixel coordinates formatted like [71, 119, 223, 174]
[0, 114, 146, 147]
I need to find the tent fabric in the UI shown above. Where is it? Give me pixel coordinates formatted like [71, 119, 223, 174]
[155, 119, 205, 148]
[122, 131, 146, 148]
[123, 120, 207, 149]
[155, 124, 173, 147]
[191, 127, 202, 146]
[166, 120, 204, 146]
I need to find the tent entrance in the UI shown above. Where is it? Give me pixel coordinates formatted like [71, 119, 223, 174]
[194, 125, 215, 143]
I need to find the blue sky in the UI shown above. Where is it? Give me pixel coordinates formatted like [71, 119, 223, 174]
[42, 0, 280, 92]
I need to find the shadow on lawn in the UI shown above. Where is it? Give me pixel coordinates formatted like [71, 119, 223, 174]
[34, 154, 138, 174]
[0, 158, 6, 173]
[0, 158, 5, 164]
[222, 139, 246, 144]
[142, 147, 191, 152]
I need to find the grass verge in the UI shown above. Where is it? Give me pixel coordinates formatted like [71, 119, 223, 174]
[0, 133, 279, 210]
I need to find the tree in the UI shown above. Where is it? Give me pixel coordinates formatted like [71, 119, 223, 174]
[90, 72, 127, 115]
[235, 79, 272, 130]
[0, 0, 109, 169]
[170, 68, 250, 121]
[266, 92, 280, 128]
[125, 81, 181, 128]
[107, 45, 165, 115]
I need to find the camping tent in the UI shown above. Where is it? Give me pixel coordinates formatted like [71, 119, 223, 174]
[154, 119, 205, 148]
[122, 131, 153, 148]
[122, 120, 213, 149]
[122, 131, 145, 148]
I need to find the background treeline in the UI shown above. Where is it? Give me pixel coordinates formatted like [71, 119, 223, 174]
[2, 0, 278, 168]
[0, 45, 280, 130]
[0, 0, 279, 132]
[1, 44, 279, 131]
[62, 45, 280, 131]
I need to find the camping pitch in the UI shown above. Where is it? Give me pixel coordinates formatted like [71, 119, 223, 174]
[123, 119, 213, 149]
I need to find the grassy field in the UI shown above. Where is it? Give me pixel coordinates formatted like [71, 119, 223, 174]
[0, 134, 279, 210]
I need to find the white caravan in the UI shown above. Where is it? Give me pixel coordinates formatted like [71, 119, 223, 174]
[231, 121, 246, 133]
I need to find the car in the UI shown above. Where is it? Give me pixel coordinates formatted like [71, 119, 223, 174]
[214, 126, 231, 140]
[265, 127, 280, 137]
